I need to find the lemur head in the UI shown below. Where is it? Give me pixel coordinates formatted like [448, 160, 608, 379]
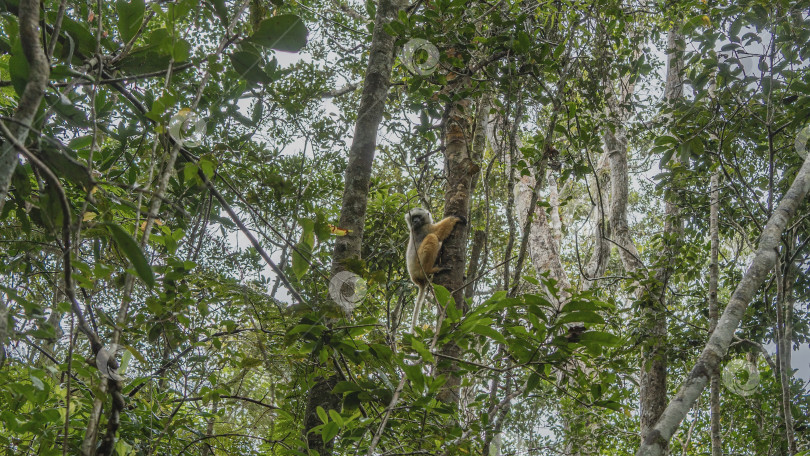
[405, 207, 432, 230]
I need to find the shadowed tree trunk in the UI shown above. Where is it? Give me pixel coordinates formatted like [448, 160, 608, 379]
[0, 0, 50, 215]
[301, 0, 405, 453]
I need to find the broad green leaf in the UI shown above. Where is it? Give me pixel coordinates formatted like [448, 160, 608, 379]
[560, 299, 600, 313]
[38, 143, 93, 190]
[557, 311, 605, 325]
[579, 331, 621, 346]
[245, 15, 308, 52]
[402, 363, 424, 393]
[332, 381, 362, 394]
[472, 324, 507, 345]
[410, 338, 434, 363]
[229, 50, 270, 84]
[116, 0, 145, 43]
[328, 409, 343, 427]
[292, 223, 314, 279]
[316, 406, 328, 424]
[106, 223, 155, 288]
[321, 421, 339, 443]
[432, 284, 453, 309]
[208, 0, 229, 26]
[8, 41, 28, 96]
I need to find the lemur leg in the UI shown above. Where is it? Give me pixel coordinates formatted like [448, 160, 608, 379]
[430, 216, 465, 242]
[416, 233, 443, 276]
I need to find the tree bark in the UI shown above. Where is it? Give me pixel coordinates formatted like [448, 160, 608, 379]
[435, 95, 479, 404]
[638, 28, 684, 454]
[606, 93, 643, 274]
[0, 0, 51, 214]
[636, 151, 810, 456]
[330, 0, 406, 275]
[302, 0, 405, 452]
[709, 171, 722, 456]
[775, 257, 797, 455]
[583, 152, 611, 289]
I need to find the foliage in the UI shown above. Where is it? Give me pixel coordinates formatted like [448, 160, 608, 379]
[0, 0, 808, 455]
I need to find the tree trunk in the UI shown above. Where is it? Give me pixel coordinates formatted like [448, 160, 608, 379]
[0, 0, 50, 215]
[301, 0, 405, 452]
[709, 171, 722, 456]
[636, 151, 810, 456]
[638, 28, 684, 454]
[583, 152, 611, 290]
[330, 0, 406, 274]
[775, 257, 797, 455]
[435, 95, 479, 404]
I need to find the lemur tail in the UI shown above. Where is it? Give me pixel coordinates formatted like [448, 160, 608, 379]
[411, 285, 427, 332]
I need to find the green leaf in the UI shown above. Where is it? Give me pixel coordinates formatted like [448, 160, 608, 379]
[292, 223, 314, 279]
[208, 0, 229, 26]
[410, 338, 434, 363]
[116, 47, 174, 74]
[183, 163, 199, 182]
[328, 409, 344, 427]
[560, 300, 600, 313]
[116, 0, 145, 43]
[471, 324, 507, 345]
[432, 284, 453, 309]
[681, 16, 706, 35]
[594, 400, 622, 411]
[38, 144, 94, 190]
[525, 372, 541, 394]
[402, 363, 425, 392]
[106, 224, 155, 288]
[8, 41, 29, 96]
[316, 406, 328, 424]
[68, 135, 94, 150]
[199, 159, 215, 178]
[321, 421, 339, 443]
[579, 331, 621, 346]
[229, 50, 270, 84]
[146, 93, 176, 122]
[245, 15, 308, 52]
[557, 311, 605, 325]
[332, 381, 362, 394]
[171, 39, 191, 61]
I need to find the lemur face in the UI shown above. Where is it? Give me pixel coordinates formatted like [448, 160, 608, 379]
[405, 208, 431, 229]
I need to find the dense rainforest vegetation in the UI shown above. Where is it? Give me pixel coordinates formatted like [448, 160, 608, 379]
[1, 0, 809, 454]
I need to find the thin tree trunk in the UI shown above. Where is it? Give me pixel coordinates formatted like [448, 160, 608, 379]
[606, 100, 643, 274]
[605, 33, 643, 275]
[775, 257, 797, 455]
[638, 28, 684, 455]
[200, 399, 219, 456]
[583, 152, 611, 289]
[465, 230, 486, 301]
[330, 0, 405, 274]
[709, 171, 722, 456]
[636, 151, 810, 456]
[0, 0, 50, 214]
[302, 0, 405, 452]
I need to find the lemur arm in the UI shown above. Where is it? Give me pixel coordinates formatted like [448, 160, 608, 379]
[429, 215, 466, 241]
